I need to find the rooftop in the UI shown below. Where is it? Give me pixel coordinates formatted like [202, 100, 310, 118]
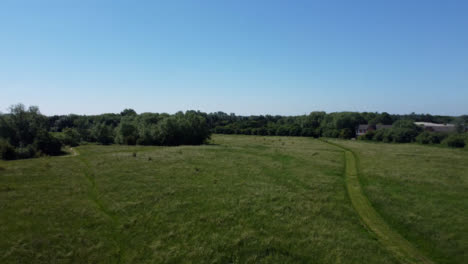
[414, 122, 455, 127]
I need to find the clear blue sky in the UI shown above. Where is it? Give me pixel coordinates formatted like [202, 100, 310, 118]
[1, 0, 467, 116]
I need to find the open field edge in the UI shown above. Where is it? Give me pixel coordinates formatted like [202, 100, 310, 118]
[321, 139, 434, 264]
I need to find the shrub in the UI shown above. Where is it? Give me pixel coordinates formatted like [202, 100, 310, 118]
[416, 132, 432, 144]
[0, 139, 16, 160]
[288, 125, 301, 136]
[93, 123, 115, 145]
[276, 126, 289, 136]
[61, 128, 81, 146]
[34, 131, 63, 155]
[322, 129, 340, 138]
[373, 129, 386, 141]
[382, 129, 393, 143]
[301, 128, 314, 137]
[137, 124, 158, 145]
[15, 145, 37, 159]
[339, 128, 354, 139]
[416, 132, 447, 145]
[361, 130, 375, 140]
[443, 134, 466, 148]
[240, 128, 251, 135]
[389, 120, 421, 143]
[115, 120, 138, 145]
[391, 128, 418, 143]
[257, 127, 268, 136]
[430, 133, 448, 144]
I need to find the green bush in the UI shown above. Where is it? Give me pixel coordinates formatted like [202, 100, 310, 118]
[34, 131, 63, 155]
[0, 139, 16, 160]
[387, 120, 421, 143]
[276, 126, 289, 136]
[416, 132, 432, 144]
[322, 129, 340, 138]
[391, 128, 419, 143]
[61, 128, 81, 146]
[382, 129, 393, 143]
[373, 129, 386, 141]
[430, 133, 449, 144]
[339, 128, 354, 139]
[361, 130, 376, 140]
[443, 134, 466, 148]
[416, 132, 448, 145]
[115, 120, 138, 145]
[92, 123, 115, 145]
[15, 145, 37, 159]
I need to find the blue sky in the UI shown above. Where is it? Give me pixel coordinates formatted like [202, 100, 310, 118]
[1, 0, 467, 116]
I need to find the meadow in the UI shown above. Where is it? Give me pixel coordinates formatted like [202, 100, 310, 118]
[0, 135, 466, 263]
[335, 139, 468, 264]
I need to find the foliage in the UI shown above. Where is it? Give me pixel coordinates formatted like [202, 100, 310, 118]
[206, 111, 462, 144]
[0, 104, 64, 160]
[368, 112, 393, 125]
[339, 128, 354, 139]
[34, 130, 63, 155]
[360, 130, 376, 140]
[92, 123, 115, 145]
[115, 118, 138, 145]
[367, 120, 422, 143]
[15, 145, 37, 159]
[1, 102, 464, 160]
[373, 129, 386, 141]
[416, 132, 448, 144]
[120, 108, 137, 116]
[0, 139, 16, 160]
[389, 128, 418, 143]
[442, 134, 466, 148]
[61, 128, 81, 146]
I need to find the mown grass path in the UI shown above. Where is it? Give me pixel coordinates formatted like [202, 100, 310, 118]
[77, 152, 125, 263]
[322, 139, 434, 264]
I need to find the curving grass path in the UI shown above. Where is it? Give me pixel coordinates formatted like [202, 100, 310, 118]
[322, 140, 434, 264]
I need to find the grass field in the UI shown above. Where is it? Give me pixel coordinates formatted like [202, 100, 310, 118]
[0, 135, 466, 263]
[334, 139, 468, 264]
[0, 135, 399, 263]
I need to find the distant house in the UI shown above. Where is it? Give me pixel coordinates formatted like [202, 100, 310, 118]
[355, 124, 392, 136]
[414, 122, 456, 133]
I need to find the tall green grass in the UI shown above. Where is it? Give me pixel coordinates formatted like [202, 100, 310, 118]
[0, 135, 398, 263]
[335, 140, 468, 264]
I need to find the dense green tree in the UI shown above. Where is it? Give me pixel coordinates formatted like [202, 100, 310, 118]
[369, 112, 393, 125]
[61, 128, 81, 146]
[115, 118, 138, 145]
[373, 129, 387, 141]
[34, 130, 62, 155]
[361, 130, 376, 140]
[339, 128, 354, 139]
[0, 139, 16, 160]
[6, 104, 47, 147]
[0, 104, 64, 159]
[415, 131, 432, 144]
[120, 108, 137, 116]
[443, 134, 466, 148]
[92, 123, 115, 145]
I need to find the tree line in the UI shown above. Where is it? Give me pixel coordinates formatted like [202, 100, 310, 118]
[207, 111, 466, 136]
[0, 104, 211, 160]
[1, 104, 467, 160]
[357, 119, 467, 148]
[207, 111, 467, 148]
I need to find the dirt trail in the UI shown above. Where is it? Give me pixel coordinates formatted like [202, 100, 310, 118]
[322, 140, 434, 264]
